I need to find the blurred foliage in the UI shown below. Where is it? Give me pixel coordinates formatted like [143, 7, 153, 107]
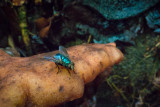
[106, 35, 160, 106]
[65, 38, 85, 47]
[18, 5, 32, 55]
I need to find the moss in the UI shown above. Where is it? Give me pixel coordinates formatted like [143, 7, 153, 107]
[105, 35, 160, 106]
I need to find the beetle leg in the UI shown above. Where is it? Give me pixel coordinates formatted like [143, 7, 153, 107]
[73, 70, 76, 74]
[67, 68, 71, 75]
[56, 64, 60, 73]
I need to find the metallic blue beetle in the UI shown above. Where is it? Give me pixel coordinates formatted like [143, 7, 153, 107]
[44, 46, 74, 73]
